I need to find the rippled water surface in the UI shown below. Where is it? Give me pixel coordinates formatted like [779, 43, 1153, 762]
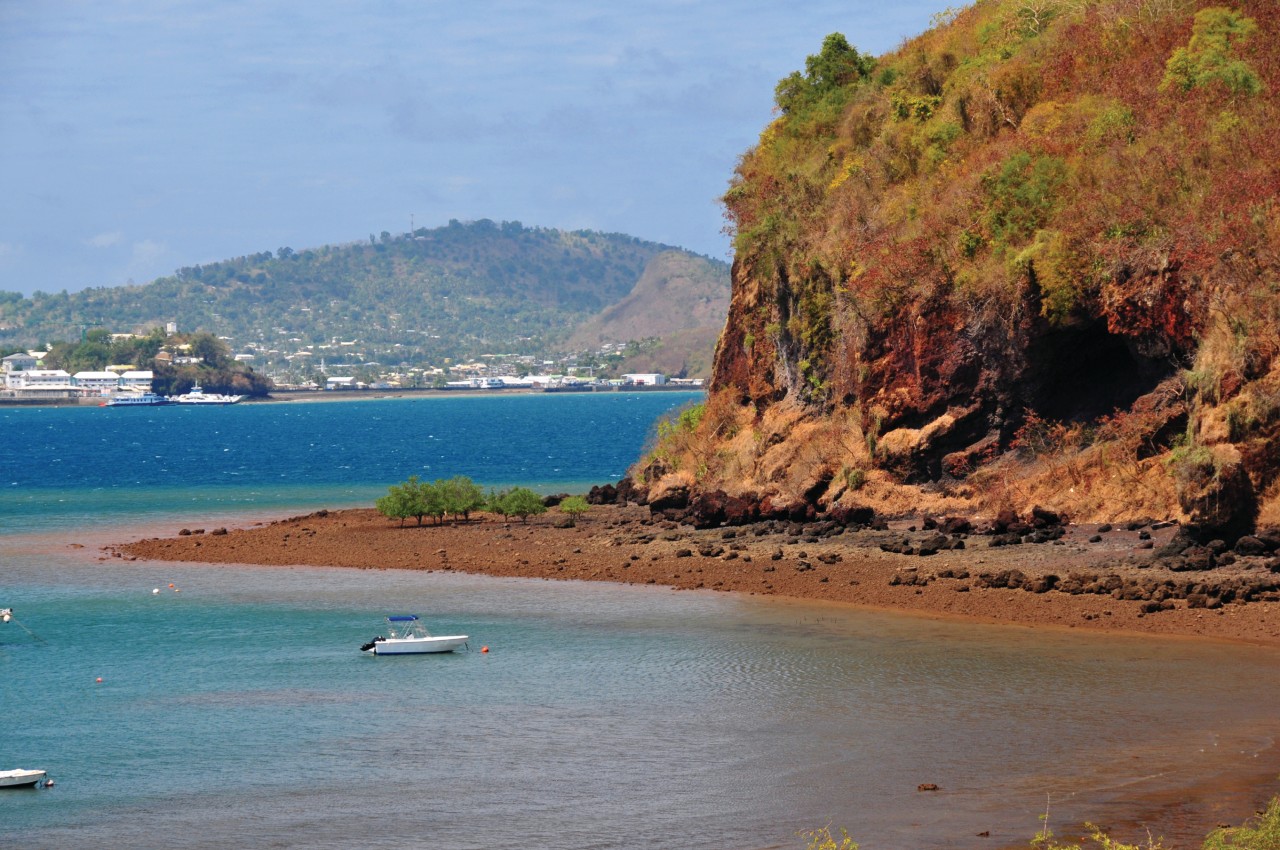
[3, 394, 1279, 849]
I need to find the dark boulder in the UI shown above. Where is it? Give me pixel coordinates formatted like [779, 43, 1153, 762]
[939, 516, 972, 536]
[647, 485, 690, 514]
[1235, 536, 1268, 556]
[586, 484, 617, 505]
[828, 504, 877, 527]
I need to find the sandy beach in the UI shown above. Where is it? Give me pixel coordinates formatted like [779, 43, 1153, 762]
[109, 503, 1280, 646]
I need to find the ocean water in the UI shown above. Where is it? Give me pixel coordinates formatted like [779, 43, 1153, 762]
[3, 393, 1280, 850]
[0, 391, 701, 532]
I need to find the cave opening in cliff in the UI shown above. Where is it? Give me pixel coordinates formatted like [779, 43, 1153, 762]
[1023, 322, 1176, 424]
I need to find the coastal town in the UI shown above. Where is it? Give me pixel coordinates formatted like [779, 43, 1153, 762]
[0, 342, 702, 404]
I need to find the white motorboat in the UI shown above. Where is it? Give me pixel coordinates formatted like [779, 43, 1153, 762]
[360, 615, 469, 655]
[170, 384, 243, 404]
[0, 769, 47, 789]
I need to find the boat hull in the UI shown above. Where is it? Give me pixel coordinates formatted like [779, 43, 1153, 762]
[367, 635, 468, 655]
[0, 769, 46, 788]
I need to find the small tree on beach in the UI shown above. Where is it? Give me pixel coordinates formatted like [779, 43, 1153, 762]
[558, 495, 590, 527]
[437, 475, 485, 522]
[377, 475, 431, 526]
[498, 487, 546, 523]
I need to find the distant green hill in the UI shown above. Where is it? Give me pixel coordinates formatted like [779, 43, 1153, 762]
[0, 220, 729, 378]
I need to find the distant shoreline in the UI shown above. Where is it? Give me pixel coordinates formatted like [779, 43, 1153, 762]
[0, 384, 706, 408]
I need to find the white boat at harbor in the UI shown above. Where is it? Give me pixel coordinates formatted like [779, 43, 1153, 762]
[0, 769, 47, 789]
[103, 392, 170, 407]
[360, 615, 469, 655]
[169, 385, 243, 405]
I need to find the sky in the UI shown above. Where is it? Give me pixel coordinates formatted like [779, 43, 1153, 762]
[1, 0, 951, 296]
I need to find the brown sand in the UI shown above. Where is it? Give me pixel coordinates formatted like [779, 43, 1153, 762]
[108, 504, 1280, 646]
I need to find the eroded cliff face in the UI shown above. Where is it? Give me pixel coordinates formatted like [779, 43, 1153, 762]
[634, 0, 1280, 537]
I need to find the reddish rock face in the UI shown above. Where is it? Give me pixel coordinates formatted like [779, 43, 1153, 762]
[709, 256, 1197, 483]
[690, 2, 1280, 537]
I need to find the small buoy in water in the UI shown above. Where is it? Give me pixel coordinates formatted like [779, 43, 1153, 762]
[44, 779, 54, 788]
[481, 646, 489, 653]
[95, 677, 103, 683]
[173, 588, 181, 593]
[152, 588, 160, 595]
[168, 583, 175, 588]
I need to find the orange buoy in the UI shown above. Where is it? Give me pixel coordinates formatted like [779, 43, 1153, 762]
[481, 646, 489, 653]
[168, 583, 175, 588]
[95, 677, 103, 683]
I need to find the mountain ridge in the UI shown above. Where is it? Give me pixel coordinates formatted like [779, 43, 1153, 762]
[0, 220, 730, 379]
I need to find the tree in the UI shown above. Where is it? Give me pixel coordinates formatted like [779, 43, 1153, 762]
[558, 495, 589, 527]
[497, 487, 546, 523]
[376, 475, 429, 526]
[774, 32, 874, 116]
[188, 332, 229, 365]
[437, 475, 485, 522]
[1162, 7, 1261, 97]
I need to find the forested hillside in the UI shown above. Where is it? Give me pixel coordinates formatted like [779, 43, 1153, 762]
[0, 220, 728, 376]
[638, 0, 1280, 538]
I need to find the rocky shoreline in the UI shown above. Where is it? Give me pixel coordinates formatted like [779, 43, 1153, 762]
[109, 501, 1280, 645]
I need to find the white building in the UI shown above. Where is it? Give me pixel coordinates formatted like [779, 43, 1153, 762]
[622, 373, 667, 386]
[118, 370, 154, 392]
[2, 352, 38, 373]
[74, 371, 122, 396]
[5, 369, 75, 398]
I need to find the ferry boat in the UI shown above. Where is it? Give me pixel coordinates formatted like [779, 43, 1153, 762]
[103, 392, 170, 407]
[169, 385, 244, 405]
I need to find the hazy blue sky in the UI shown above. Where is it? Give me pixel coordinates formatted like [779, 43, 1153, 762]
[1, 1, 950, 296]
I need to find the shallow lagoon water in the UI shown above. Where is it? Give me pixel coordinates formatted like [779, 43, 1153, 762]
[3, 394, 1279, 849]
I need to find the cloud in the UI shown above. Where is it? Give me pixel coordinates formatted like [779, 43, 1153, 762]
[87, 231, 123, 248]
[130, 238, 166, 266]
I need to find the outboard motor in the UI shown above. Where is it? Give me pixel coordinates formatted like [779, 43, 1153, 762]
[360, 636, 383, 652]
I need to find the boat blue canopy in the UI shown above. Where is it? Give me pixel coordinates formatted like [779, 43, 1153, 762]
[387, 615, 419, 622]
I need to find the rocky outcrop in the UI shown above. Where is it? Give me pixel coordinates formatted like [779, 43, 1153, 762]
[635, 0, 1280, 540]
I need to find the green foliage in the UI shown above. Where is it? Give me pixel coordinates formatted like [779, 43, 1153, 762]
[1013, 229, 1083, 323]
[557, 495, 590, 526]
[1031, 820, 1163, 849]
[983, 151, 1069, 249]
[377, 474, 486, 525]
[493, 487, 547, 522]
[436, 475, 486, 521]
[655, 401, 706, 443]
[775, 33, 874, 118]
[1203, 795, 1280, 849]
[1162, 7, 1261, 97]
[799, 826, 858, 850]
[890, 92, 943, 122]
[376, 476, 436, 527]
[1166, 441, 1218, 487]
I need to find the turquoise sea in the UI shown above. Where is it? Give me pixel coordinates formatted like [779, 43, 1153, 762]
[3, 392, 1280, 849]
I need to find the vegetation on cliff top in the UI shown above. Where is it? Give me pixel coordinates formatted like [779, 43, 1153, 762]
[643, 0, 1280, 535]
